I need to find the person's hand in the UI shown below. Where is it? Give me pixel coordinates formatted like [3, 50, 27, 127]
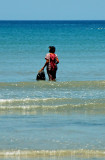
[38, 67, 44, 73]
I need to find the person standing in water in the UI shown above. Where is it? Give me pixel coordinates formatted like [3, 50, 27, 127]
[39, 46, 59, 81]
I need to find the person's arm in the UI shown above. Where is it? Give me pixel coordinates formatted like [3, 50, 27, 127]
[56, 57, 59, 64]
[39, 59, 49, 72]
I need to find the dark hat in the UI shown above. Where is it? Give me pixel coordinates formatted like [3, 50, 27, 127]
[48, 46, 56, 53]
[49, 46, 55, 49]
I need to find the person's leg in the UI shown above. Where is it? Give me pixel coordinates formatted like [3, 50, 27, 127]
[52, 70, 56, 81]
[47, 70, 52, 81]
[47, 70, 57, 81]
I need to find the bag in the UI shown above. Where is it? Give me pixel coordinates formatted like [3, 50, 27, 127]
[50, 54, 57, 71]
[36, 70, 46, 80]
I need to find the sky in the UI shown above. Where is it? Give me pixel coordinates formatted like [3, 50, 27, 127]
[0, 0, 105, 20]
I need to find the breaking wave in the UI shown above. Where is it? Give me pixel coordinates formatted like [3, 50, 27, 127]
[0, 98, 105, 115]
[0, 80, 105, 89]
[0, 149, 105, 158]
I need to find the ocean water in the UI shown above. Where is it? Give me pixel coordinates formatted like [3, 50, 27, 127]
[0, 20, 105, 160]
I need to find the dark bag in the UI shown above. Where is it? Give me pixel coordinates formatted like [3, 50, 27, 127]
[36, 70, 46, 80]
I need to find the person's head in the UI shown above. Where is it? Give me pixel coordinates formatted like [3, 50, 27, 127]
[49, 46, 56, 53]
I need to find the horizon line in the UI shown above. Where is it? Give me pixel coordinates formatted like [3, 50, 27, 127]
[0, 19, 105, 21]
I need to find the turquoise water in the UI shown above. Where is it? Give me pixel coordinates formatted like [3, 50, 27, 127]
[1, 20, 105, 82]
[0, 21, 105, 160]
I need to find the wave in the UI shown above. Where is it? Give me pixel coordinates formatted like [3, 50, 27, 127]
[0, 97, 93, 106]
[1, 80, 105, 89]
[0, 149, 105, 158]
[0, 98, 105, 115]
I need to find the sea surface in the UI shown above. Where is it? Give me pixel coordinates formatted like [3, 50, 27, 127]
[0, 20, 105, 160]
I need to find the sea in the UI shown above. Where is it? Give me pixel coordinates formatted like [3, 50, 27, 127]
[0, 20, 105, 160]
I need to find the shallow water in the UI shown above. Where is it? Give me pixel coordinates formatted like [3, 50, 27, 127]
[0, 20, 105, 160]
